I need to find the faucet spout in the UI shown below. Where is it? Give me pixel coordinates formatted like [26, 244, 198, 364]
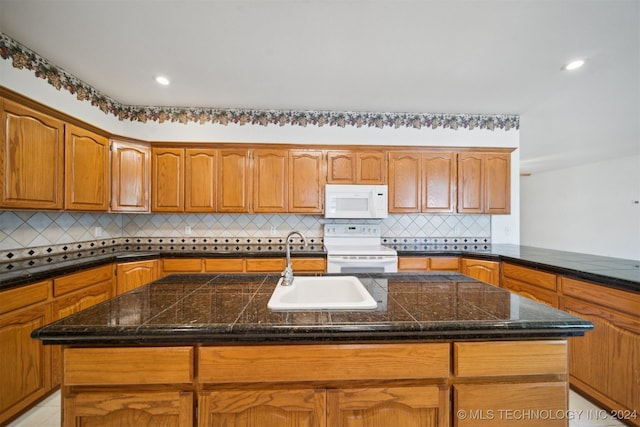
[281, 231, 308, 286]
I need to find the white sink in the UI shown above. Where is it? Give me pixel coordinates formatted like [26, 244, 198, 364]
[267, 276, 377, 310]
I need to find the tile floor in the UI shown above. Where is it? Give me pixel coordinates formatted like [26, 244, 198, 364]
[7, 389, 628, 427]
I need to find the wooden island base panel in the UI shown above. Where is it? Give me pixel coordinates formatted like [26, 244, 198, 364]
[31, 273, 595, 427]
[62, 341, 568, 427]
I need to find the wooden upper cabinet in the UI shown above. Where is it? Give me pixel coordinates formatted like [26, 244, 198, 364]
[357, 151, 386, 184]
[64, 124, 109, 211]
[0, 98, 64, 209]
[389, 151, 455, 213]
[484, 152, 511, 214]
[327, 151, 355, 184]
[253, 149, 288, 212]
[218, 149, 250, 212]
[185, 148, 216, 212]
[289, 150, 324, 213]
[457, 153, 484, 213]
[422, 152, 455, 213]
[457, 152, 511, 214]
[110, 139, 150, 212]
[327, 150, 385, 184]
[151, 147, 184, 212]
[388, 152, 421, 212]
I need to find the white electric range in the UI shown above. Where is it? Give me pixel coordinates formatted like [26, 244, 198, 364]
[323, 223, 398, 273]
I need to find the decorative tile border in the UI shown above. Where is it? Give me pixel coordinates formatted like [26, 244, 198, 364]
[0, 32, 519, 131]
[0, 235, 493, 273]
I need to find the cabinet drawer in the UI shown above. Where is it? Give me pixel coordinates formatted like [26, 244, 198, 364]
[64, 347, 193, 385]
[454, 341, 567, 377]
[454, 382, 568, 427]
[0, 280, 51, 315]
[291, 257, 326, 272]
[429, 257, 460, 271]
[398, 257, 429, 271]
[561, 277, 640, 318]
[163, 258, 203, 272]
[53, 265, 113, 297]
[502, 277, 558, 307]
[204, 258, 245, 272]
[199, 343, 450, 383]
[245, 258, 286, 272]
[502, 263, 557, 291]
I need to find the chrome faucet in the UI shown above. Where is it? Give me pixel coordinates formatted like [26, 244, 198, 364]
[281, 231, 308, 286]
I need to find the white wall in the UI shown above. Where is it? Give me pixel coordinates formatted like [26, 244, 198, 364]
[521, 155, 640, 260]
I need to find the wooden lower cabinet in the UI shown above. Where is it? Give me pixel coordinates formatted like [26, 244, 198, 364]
[502, 263, 558, 307]
[328, 385, 449, 427]
[454, 382, 568, 427]
[64, 390, 193, 427]
[58, 340, 569, 426]
[0, 281, 52, 425]
[460, 258, 500, 286]
[398, 256, 459, 272]
[199, 388, 325, 427]
[116, 259, 159, 294]
[560, 277, 640, 427]
[162, 257, 326, 274]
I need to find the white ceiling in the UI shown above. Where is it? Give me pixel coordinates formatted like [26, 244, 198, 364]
[0, 0, 638, 173]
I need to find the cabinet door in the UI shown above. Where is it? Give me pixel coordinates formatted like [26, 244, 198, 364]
[0, 293, 51, 424]
[185, 148, 216, 212]
[457, 153, 484, 213]
[116, 260, 159, 294]
[422, 152, 455, 212]
[327, 151, 355, 184]
[388, 152, 421, 213]
[64, 124, 110, 211]
[110, 139, 151, 212]
[0, 99, 64, 209]
[561, 280, 640, 417]
[289, 150, 324, 213]
[454, 382, 567, 427]
[253, 149, 288, 212]
[64, 390, 193, 427]
[199, 389, 325, 427]
[152, 147, 184, 212]
[484, 152, 510, 214]
[327, 386, 449, 427]
[460, 258, 500, 286]
[51, 280, 112, 386]
[327, 151, 386, 184]
[356, 152, 385, 184]
[218, 149, 250, 212]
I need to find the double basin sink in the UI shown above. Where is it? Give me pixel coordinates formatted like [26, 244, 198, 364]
[267, 276, 377, 311]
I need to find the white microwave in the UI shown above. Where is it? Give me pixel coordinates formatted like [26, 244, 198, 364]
[324, 184, 388, 219]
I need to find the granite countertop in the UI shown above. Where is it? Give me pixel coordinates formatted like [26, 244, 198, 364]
[2, 244, 639, 293]
[398, 244, 640, 293]
[31, 273, 593, 346]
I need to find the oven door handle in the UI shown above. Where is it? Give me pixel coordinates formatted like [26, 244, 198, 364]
[327, 256, 397, 263]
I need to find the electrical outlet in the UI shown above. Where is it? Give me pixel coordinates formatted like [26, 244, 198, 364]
[94, 226, 103, 237]
[185, 226, 192, 235]
[504, 226, 511, 236]
[270, 226, 277, 236]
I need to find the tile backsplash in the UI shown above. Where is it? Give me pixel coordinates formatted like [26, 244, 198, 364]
[0, 211, 490, 261]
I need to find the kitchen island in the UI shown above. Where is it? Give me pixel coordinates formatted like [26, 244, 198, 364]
[33, 272, 592, 427]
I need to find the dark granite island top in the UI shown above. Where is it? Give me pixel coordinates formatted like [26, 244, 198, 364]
[32, 273, 593, 345]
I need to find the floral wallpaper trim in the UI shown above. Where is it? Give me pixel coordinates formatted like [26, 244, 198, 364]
[1, 32, 519, 131]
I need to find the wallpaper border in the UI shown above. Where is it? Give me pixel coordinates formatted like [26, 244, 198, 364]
[1, 32, 519, 131]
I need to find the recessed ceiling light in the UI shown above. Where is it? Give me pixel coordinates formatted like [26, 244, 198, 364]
[563, 59, 585, 71]
[155, 76, 170, 86]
